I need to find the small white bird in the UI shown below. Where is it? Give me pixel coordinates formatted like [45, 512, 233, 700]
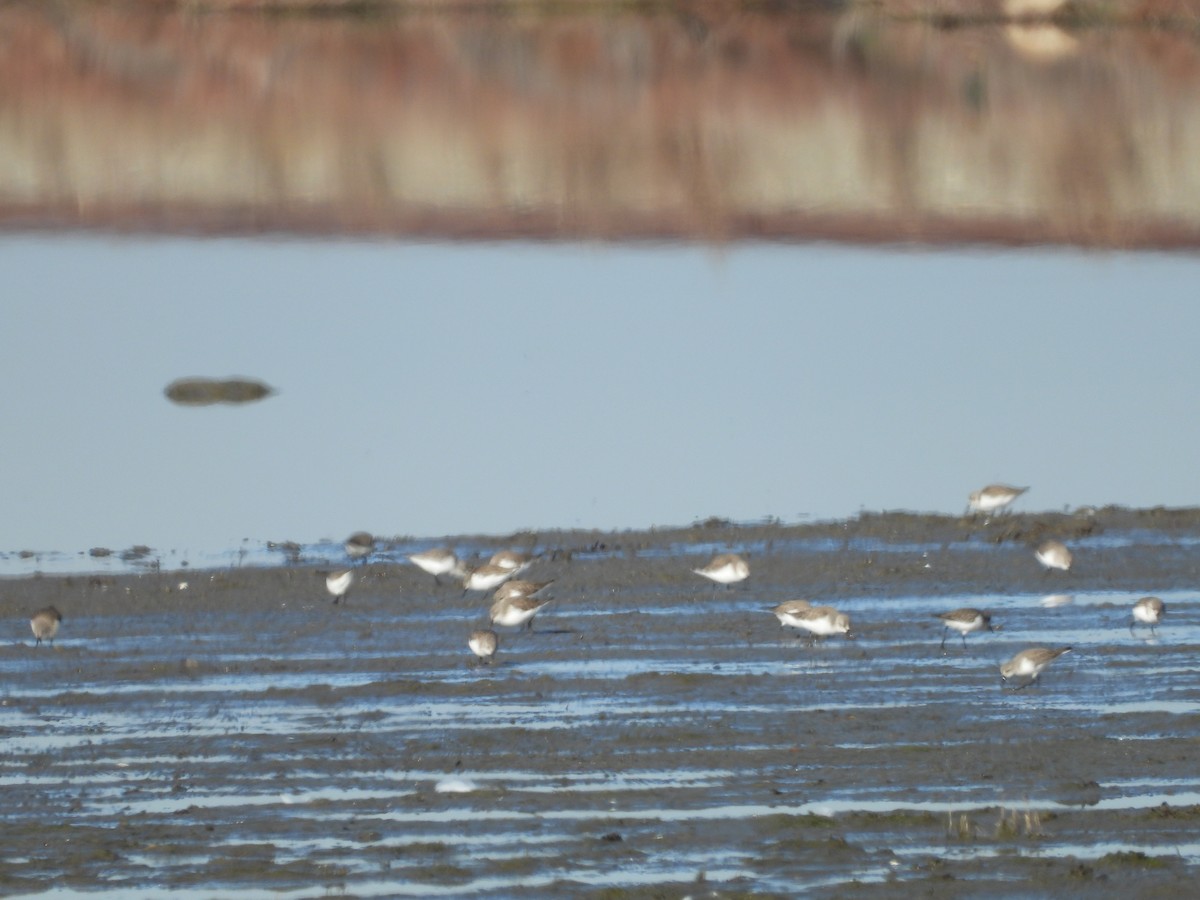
[490, 595, 553, 630]
[771, 599, 812, 629]
[344, 531, 375, 561]
[489, 550, 532, 574]
[462, 564, 515, 594]
[785, 605, 851, 641]
[468, 629, 498, 664]
[1035, 539, 1072, 572]
[30, 606, 63, 647]
[693, 553, 750, 587]
[967, 484, 1028, 515]
[1001, 646, 1072, 689]
[493, 580, 554, 603]
[936, 608, 995, 651]
[1130, 596, 1166, 636]
[408, 547, 462, 586]
[326, 569, 354, 604]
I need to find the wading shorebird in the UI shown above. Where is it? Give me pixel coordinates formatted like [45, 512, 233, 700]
[408, 548, 463, 586]
[936, 608, 995, 651]
[344, 531, 375, 562]
[771, 599, 812, 630]
[785, 605, 851, 642]
[468, 629, 498, 664]
[1000, 646, 1072, 689]
[489, 550, 532, 574]
[493, 580, 554, 604]
[30, 606, 63, 647]
[967, 484, 1028, 515]
[489, 595, 553, 631]
[1130, 596, 1166, 637]
[325, 569, 354, 605]
[462, 563, 515, 595]
[1035, 539, 1072, 572]
[693, 553, 750, 591]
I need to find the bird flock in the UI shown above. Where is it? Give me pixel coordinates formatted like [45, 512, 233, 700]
[317, 534, 552, 667]
[753, 484, 1162, 689]
[26, 486, 1170, 685]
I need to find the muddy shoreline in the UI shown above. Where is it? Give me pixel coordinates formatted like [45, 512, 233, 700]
[2, 507, 1199, 897]
[6, 505, 1200, 612]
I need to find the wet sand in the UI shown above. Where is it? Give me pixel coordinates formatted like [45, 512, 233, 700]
[2, 508, 1199, 896]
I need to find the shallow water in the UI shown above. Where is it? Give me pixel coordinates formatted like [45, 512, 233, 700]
[2, 515, 1199, 896]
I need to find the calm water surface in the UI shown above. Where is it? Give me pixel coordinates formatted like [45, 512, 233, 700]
[4, 3, 1200, 557]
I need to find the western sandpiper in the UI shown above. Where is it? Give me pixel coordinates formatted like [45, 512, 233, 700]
[1000, 646, 1072, 688]
[771, 599, 813, 629]
[1035, 540, 1072, 572]
[1130, 596, 1166, 636]
[462, 564, 515, 594]
[344, 531, 375, 561]
[326, 569, 354, 604]
[489, 595, 552, 630]
[786, 605, 851, 641]
[30, 606, 62, 646]
[468, 629, 498, 664]
[408, 547, 462, 585]
[493, 580, 554, 603]
[489, 550, 532, 574]
[968, 484, 1028, 514]
[936, 608, 995, 650]
[693, 553, 750, 586]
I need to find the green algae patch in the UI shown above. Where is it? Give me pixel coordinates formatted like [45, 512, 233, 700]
[1098, 851, 1169, 869]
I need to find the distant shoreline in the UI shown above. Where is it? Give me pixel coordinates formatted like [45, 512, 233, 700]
[4, 504, 1198, 581]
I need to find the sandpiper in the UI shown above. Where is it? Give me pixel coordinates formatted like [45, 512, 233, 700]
[968, 484, 1028, 515]
[344, 531, 375, 562]
[786, 605, 851, 641]
[693, 553, 750, 587]
[468, 629, 498, 664]
[490, 595, 552, 630]
[1130, 596, 1166, 636]
[489, 550, 532, 574]
[1001, 646, 1072, 689]
[30, 606, 62, 647]
[936, 608, 994, 650]
[493, 580, 554, 603]
[326, 569, 354, 604]
[408, 547, 462, 585]
[462, 564, 515, 594]
[1035, 539, 1072, 572]
[771, 599, 812, 629]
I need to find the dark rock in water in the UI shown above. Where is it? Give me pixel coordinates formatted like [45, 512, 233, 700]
[165, 377, 275, 407]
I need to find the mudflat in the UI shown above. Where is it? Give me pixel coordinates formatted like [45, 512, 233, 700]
[2, 507, 1199, 897]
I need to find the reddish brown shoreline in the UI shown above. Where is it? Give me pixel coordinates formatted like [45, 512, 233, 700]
[4, 3, 1200, 248]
